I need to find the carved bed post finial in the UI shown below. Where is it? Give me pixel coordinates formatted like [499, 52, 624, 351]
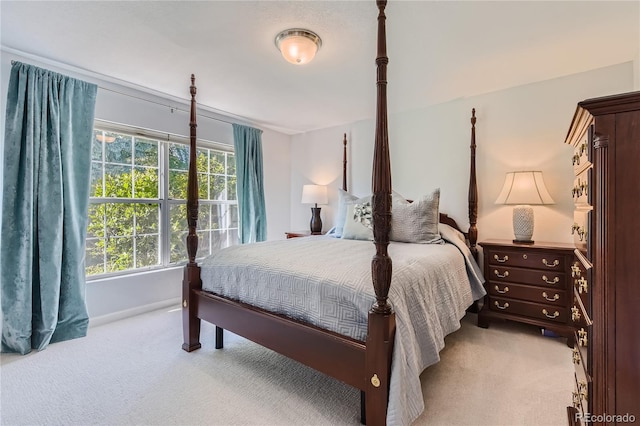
[342, 133, 348, 192]
[371, 0, 392, 315]
[468, 108, 478, 260]
[186, 74, 199, 265]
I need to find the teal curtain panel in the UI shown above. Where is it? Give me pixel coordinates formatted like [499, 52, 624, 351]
[1, 62, 98, 354]
[232, 124, 267, 244]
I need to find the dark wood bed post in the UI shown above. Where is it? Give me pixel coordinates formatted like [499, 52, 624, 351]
[468, 108, 478, 261]
[182, 74, 203, 352]
[365, 1, 396, 424]
[343, 133, 348, 192]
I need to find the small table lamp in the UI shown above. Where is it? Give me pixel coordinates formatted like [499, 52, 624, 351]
[495, 171, 554, 244]
[301, 184, 328, 233]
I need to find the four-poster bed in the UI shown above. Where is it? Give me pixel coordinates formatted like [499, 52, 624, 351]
[181, 2, 483, 425]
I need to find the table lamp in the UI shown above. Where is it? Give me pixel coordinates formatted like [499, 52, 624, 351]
[495, 171, 554, 244]
[301, 184, 328, 233]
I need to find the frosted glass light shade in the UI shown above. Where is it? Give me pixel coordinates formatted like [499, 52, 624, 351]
[301, 185, 328, 205]
[275, 29, 322, 65]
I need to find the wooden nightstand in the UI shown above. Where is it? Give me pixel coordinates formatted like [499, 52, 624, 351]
[478, 239, 576, 347]
[285, 230, 326, 239]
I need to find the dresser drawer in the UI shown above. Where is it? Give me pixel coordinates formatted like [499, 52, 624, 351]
[571, 288, 592, 328]
[489, 266, 567, 289]
[572, 168, 592, 207]
[573, 269, 590, 312]
[574, 327, 590, 374]
[572, 371, 590, 419]
[571, 343, 586, 377]
[572, 130, 591, 175]
[489, 281, 568, 305]
[572, 210, 591, 256]
[487, 248, 566, 271]
[489, 296, 568, 324]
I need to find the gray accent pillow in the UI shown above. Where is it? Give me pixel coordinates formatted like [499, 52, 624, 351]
[390, 188, 442, 244]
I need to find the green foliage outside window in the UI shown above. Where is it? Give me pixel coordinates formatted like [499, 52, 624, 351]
[86, 129, 237, 277]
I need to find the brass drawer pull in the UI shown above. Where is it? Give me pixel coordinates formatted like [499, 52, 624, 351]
[572, 391, 581, 408]
[572, 185, 583, 198]
[494, 301, 510, 310]
[578, 381, 588, 400]
[571, 263, 581, 278]
[494, 285, 509, 294]
[493, 270, 509, 278]
[542, 259, 559, 268]
[542, 275, 559, 285]
[572, 153, 581, 166]
[578, 328, 588, 347]
[572, 347, 580, 365]
[571, 306, 581, 322]
[577, 277, 588, 294]
[542, 309, 560, 319]
[571, 224, 587, 241]
[493, 254, 509, 263]
[542, 292, 559, 301]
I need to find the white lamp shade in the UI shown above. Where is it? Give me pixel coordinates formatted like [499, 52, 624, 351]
[495, 171, 555, 205]
[275, 29, 321, 65]
[301, 185, 328, 205]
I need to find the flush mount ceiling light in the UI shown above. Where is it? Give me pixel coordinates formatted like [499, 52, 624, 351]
[275, 28, 322, 65]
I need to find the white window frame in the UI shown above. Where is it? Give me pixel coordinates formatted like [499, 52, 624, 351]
[86, 120, 237, 279]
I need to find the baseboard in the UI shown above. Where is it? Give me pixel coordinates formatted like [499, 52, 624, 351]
[89, 298, 181, 328]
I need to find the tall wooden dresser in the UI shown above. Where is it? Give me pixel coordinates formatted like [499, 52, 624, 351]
[565, 91, 640, 425]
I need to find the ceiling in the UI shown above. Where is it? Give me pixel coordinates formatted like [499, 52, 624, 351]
[1, 1, 638, 135]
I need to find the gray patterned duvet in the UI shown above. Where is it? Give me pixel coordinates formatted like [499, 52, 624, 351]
[200, 224, 485, 426]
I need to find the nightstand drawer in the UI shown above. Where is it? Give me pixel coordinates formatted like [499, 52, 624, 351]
[489, 296, 568, 324]
[479, 240, 575, 347]
[489, 266, 567, 288]
[489, 282, 568, 305]
[487, 249, 566, 271]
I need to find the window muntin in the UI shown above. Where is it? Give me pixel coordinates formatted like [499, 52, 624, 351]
[86, 128, 237, 278]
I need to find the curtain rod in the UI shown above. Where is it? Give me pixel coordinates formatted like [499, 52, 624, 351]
[98, 86, 236, 126]
[10, 59, 236, 127]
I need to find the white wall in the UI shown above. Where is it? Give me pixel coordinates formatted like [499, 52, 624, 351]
[0, 50, 292, 322]
[291, 62, 635, 245]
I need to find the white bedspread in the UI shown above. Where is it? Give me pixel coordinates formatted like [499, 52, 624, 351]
[200, 225, 485, 425]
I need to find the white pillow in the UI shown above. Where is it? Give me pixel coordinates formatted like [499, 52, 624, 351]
[335, 189, 366, 238]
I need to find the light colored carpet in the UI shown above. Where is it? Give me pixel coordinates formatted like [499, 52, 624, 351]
[0, 307, 573, 426]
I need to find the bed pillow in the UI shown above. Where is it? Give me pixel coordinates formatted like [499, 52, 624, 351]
[390, 188, 442, 244]
[336, 190, 412, 239]
[335, 189, 366, 238]
[341, 203, 374, 241]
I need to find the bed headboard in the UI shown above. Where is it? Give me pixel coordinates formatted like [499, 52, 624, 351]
[339, 108, 479, 260]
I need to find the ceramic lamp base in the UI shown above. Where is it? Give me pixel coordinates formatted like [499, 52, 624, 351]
[310, 207, 323, 233]
[512, 205, 534, 243]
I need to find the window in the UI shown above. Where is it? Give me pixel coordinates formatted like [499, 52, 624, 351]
[86, 125, 237, 277]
